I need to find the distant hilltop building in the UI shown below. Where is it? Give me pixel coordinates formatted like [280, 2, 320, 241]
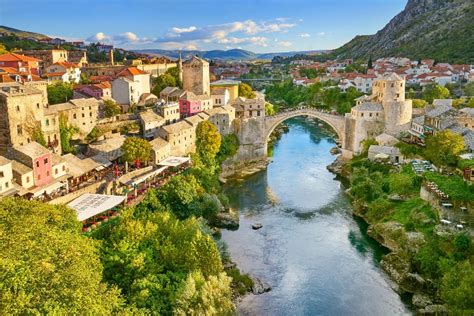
[343, 73, 413, 155]
[181, 56, 210, 96]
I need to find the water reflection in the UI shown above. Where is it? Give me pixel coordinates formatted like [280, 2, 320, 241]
[222, 117, 412, 315]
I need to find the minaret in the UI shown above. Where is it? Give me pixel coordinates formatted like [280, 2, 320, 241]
[109, 49, 114, 66]
[178, 51, 183, 84]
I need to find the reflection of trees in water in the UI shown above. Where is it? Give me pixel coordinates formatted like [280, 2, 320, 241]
[348, 216, 389, 265]
[285, 117, 337, 145]
[223, 171, 272, 212]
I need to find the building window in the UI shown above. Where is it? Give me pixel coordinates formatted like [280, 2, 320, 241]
[37, 103, 40, 109]
[62, 165, 65, 171]
[44, 158, 48, 164]
[5, 181, 9, 188]
[73, 114, 77, 119]
[0, 171, 3, 177]
[45, 119, 50, 126]
[46, 171, 50, 177]
[26, 176, 30, 183]
[55, 168, 58, 174]
[37, 174, 41, 180]
[16, 105, 20, 112]
[36, 161, 40, 168]
[17, 125, 23, 135]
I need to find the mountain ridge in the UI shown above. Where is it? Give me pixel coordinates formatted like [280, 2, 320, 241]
[332, 0, 474, 63]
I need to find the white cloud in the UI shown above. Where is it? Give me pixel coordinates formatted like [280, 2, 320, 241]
[172, 26, 197, 34]
[317, 32, 326, 36]
[86, 31, 150, 46]
[87, 32, 110, 42]
[300, 33, 311, 38]
[278, 41, 292, 47]
[185, 44, 198, 50]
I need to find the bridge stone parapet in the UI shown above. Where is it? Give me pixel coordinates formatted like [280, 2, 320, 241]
[222, 108, 350, 178]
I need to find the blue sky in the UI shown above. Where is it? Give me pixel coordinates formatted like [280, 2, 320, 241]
[1, 0, 407, 52]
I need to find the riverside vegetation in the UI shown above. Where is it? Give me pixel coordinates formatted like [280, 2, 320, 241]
[0, 120, 251, 315]
[343, 140, 473, 313]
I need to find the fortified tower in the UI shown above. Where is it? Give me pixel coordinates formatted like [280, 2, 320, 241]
[373, 73, 412, 131]
[182, 56, 210, 96]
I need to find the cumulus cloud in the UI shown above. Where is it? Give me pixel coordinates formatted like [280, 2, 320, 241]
[155, 19, 296, 47]
[317, 32, 326, 36]
[278, 41, 292, 47]
[300, 33, 311, 38]
[86, 31, 150, 46]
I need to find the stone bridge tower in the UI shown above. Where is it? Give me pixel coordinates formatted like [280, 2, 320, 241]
[182, 56, 210, 96]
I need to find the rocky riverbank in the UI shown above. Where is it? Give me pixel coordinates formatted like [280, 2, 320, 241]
[327, 158, 447, 313]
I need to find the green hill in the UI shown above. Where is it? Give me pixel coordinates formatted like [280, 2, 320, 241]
[0, 25, 49, 39]
[333, 0, 474, 64]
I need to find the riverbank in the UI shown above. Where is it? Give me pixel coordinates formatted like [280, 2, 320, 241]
[328, 155, 472, 314]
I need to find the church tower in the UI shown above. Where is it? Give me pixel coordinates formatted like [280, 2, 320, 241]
[182, 56, 210, 96]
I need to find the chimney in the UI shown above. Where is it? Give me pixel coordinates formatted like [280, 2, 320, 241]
[109, 49, 114, 66]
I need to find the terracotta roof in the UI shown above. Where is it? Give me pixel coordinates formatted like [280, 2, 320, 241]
[53, 61, 79, 68]
[117, 67, 147, 77]
[0, 52, 41, 63]
[0, 74, 15, 83]
[44, 72, 66, 77]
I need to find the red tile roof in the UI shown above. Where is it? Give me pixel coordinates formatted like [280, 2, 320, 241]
[117, 67, 147, 77]
[54, 61, 79, 68]
[0, 52, 41, 63]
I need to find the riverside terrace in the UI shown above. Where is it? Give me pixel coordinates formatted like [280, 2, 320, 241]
[67, 156, 191, 233]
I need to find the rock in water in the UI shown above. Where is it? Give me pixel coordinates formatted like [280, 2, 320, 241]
[252, 277, 271, 295]
[252, 223, 263, 230]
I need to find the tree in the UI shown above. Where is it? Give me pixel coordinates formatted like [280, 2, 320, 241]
[0, 43, 8, 54]
[47, 82, 73, 105]
[440, 260, 474, 313]
[425, 130, 465, 166]
[463, 82, 474, 97]
[165, 67, 181, 87]
[151, 73, 176, 96]
[59, 114, 79, 154]
[422, 84, 450, 103]
[173, 271, 234, 315]
[388, 173, 416, 196]
[103, 99, 122, 118]
[265, 102, 276, 116]
[195, 121, 221, 165]
[158, 174, 203, 218]
[412, 99, 428, 108]
[350, 167, 384, 202]
[121, 137, 152, 167]
[0, 198, 123, 314]
[238, 83, 256, 99]
[467, 97, 474, 108]
[217, 133, 239, 163]
[99, 209, 231, 314]
[367, 56, 373, 69]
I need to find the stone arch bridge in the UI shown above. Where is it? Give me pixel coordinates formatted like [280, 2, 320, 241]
[265, 108, 345, 142]
[226, 108, 348, 172]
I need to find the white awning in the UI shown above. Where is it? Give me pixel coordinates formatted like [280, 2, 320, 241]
[68, 194, 126, 221]
[125, 166, 168, 186]
[158, 156, 190, 167]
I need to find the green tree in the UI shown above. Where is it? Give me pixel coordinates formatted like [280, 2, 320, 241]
[103, 99, 122, 118]
[99, 209, 231, 314]
[59, 114, 79, 154]
[158, 174, 203, 219]
[47, 82, 73, 105]
[0, 198, 123, 314]
[151, 73, 177, 96]
[217, 133, 239, 163]
[173, 271, 234, 315]
[121, 137, 152, 166]
[412, 99, 428, 108]
[165, 67, 182, 87]
[0, 43, 8, 54]
[422, 84, 450, 103]
[463, 82, 474, 96]
[440, 260, 474, 313]
[196, 121, 221, 165]
[425, 130, 465, 166]
[350, 167, 384, 202]
[388, 173, 416, 196]
[265, 102, 276, 116]
[467, 97, 474, 108]
[239, 83, 256, 99]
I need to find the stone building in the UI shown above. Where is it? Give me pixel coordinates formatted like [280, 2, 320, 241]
[45, 98, 100, 139]
[20, 49, 69, 73]
[111, 67, 150, 105]
[182, 56, 210, 96]
[232, 97, 265, 119]
[210, 79, 240, 102]
[342, 73, 413, 155]
[211, 87, 230, 106]
[44, 62, 81, 84]
[205, 105, 236, 135]
[0, 82, 61, 154]
[150, 137, 170, 164]
[139, 110, 165, 139]
[159, 87, 185, 102]
[8, 142, 53, 187]
[157, 101, 180, 125]
[157, 120, 194, 156]
[0, 156, 14, 195]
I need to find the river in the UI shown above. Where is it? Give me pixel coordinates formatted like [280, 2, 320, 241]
[221, 117, 412, 316]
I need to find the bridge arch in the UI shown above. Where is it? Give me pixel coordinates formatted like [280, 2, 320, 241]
[264, 109, 346, 145]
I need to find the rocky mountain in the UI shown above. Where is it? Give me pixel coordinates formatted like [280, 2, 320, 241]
[333, 0, 474, 63]
[0, 25, 49, 39]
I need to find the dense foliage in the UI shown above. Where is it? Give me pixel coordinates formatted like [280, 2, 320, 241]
[59, 113, 79, 154]
[151, 67, 181, 96]
[0, 198, 123, 314]
[121, 137, 152, 165]
[47, 82, 73, 105]
[425, 130, 465, 166]
[265, 80, 363, 114]
[238, 83, 256, 99]
[103, 99, 122, 118]
[422, 84, 451, 104]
